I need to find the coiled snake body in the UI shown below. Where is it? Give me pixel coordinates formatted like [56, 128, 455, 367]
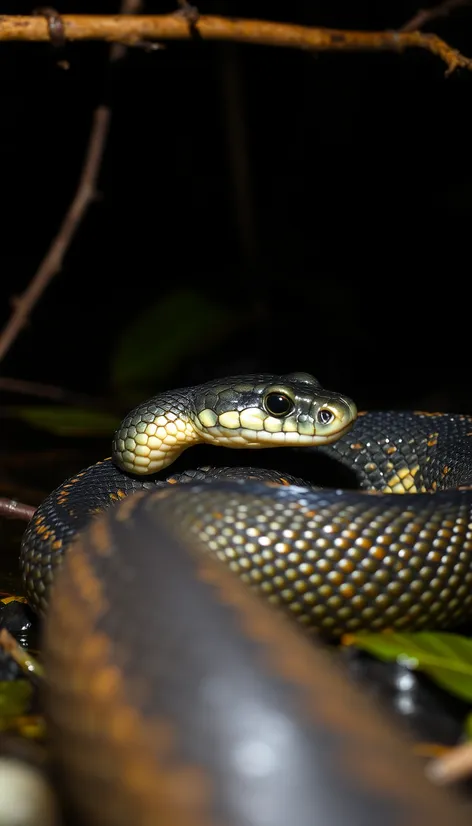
[19, 373, 472, 826]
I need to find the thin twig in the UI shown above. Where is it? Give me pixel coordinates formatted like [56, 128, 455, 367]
[0, 106, 110, 363]
[0, 629, 44, 678]
[0, 15, 469, 74]
[0, 376, 102, 407]
[110, 0, 143, 61]
[401, 0, 472, 32]
[427, 740, 472, 784]
[0, 376, 69, 401]
[0, 499, 36, 521]
[0, 2, 143, 366]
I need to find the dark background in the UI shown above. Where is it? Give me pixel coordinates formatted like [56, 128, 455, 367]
[1, 0, 471, 421]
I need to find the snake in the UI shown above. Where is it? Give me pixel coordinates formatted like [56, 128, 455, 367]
[18, 372, 472, 826]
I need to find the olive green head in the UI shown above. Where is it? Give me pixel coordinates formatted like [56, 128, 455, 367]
[192, 371, 356, 445]
[113, 372, 357, 475]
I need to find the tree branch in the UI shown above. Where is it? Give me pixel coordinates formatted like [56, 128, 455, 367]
[0, 499, 36, 521]
[0, 15, 470, 74]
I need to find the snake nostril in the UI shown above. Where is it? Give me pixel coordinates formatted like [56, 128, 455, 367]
[318, 408, 334, 425]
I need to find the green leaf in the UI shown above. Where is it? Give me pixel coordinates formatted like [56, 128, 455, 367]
[111, 289, 232, 393]
[0, 680, 32, 727]
[16, 406, 120, 437]
[345, 631, 472, 702]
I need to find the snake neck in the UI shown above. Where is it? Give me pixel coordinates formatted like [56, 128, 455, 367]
[112, 408, 200, 474]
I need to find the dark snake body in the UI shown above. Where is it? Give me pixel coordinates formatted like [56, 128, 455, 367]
[19, 402, 472, 825]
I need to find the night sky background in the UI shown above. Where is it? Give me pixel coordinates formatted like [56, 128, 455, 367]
[1, 1, 472, 475]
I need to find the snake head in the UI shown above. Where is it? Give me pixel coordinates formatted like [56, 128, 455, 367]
[112, 372, 357, 475]
[192, 371, 357, 448]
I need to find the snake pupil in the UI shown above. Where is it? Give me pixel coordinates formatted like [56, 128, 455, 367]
[318, 409, 334, 425]
[265, 392, 294, 417]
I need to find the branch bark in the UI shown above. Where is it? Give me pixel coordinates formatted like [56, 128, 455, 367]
[0, 15, 470, 74]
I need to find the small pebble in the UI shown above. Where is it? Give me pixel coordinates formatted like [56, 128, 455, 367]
[0, 757, 58, 826]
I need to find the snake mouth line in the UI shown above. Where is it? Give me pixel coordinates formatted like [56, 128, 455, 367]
[312, 418, 355, 444]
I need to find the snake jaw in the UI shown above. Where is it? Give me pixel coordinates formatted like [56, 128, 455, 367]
[308, 417, 357, 445]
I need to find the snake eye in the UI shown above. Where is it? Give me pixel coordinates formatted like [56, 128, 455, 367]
[264, 392, 294, 417]
[318, 408, 334, 425]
